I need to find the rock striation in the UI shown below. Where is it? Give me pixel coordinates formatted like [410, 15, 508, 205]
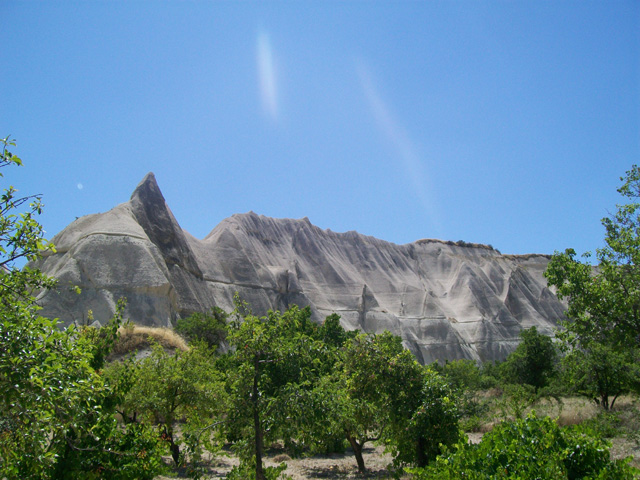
[32, 173, 566, 363]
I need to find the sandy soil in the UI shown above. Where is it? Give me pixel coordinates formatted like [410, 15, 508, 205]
[157, 431, 639, 479]
[158, 444, 409, 479]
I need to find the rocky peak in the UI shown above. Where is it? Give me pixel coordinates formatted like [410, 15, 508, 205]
[129, 172, 201, 277]
[32, 172, 567, 363]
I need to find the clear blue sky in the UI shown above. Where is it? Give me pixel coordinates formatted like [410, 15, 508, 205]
[2, 1, 638, 257]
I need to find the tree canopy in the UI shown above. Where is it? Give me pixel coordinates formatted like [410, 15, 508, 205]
[545, 164, 640, 409]
[545, 164, 640, 347]
[0, 137, 164, 479]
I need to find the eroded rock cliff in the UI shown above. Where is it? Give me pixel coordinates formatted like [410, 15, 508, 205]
[32, 173, 565, 363]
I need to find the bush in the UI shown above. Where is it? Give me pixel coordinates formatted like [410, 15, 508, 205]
[226, 460, 291, 480]
[409, 413, 639, 479]
[175, 307, 228, 349]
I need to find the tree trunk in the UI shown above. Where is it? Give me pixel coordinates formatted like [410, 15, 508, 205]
[346, 433, 366, 473]
[416, 435, 428, 468]
[611, 393, 620, 410]
[170, 440, 181, 466]
[254, 356, 265, 480]
[164, 425, 181, 465]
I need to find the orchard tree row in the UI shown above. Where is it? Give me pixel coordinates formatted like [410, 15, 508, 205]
[104, 299, 462, 479]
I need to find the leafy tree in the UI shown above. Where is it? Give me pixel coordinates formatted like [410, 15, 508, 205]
[317, 312, 357, 347]
[500, 326, 559, 392]
[175, 306, 228, 349]
[0, 137, 164, 479]
[276, 313, 354, 457]
[314, 331, 459, 472]
[106, 341, 226, 467]
[48, 301, 165, 480]
[224, 298, 325, 480]
[384, 366, 460, 469]
[561, 341, 640, 410]
[438, 359, 484, 392]
[545, 165, 640, 409]
[334, 332, 404, 472]
[437, 359, 496, 425]
[545, 165, 640, 347]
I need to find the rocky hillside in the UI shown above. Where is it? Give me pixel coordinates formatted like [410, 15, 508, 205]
[32, 173, 565, 363]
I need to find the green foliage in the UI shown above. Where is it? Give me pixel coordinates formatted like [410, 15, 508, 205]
[226, 460, 292, 480]
[561, 341, 640, 410]
[439, 359, 484, 392]
[106, 341, 225, 467]
[79, 299, 127, 370]
[578, 411, 622, 439]
[338, 331, 415, 472]
[318, 331, 460, 472]
[500, 326, 559, 392]
[437, 359, 495, 423]
[224, 297, 328, 480]
[0, 138, 164, 479]
[545, 165, 640, 347]
[0, 137, 55, 270]
[50, 419, 165, 480]
[409, 413, 639, 479]
[317, 312, 357, 347]
[495, 383, 537, 420]
[545, 165, 640, 411]
[385, 366, 460, 469]
[175, 306, 228, 349]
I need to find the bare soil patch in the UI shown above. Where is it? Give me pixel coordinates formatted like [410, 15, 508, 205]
[157, 444, 409, 479]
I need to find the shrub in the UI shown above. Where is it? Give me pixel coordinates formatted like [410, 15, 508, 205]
[175, 307, 228, 349]
[408, 413, 639, 479]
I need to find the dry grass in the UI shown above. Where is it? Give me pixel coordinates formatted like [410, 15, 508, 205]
[467, 393, 640, 469]
[535, 396, 600, 427]
[109, 324, 189, 359]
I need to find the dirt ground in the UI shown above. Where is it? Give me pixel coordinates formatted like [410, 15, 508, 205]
[157, 430, 639, 479]
[158, 444, 409, 479]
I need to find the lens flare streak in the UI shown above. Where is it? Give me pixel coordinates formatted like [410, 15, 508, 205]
[257, 31, 278, 121]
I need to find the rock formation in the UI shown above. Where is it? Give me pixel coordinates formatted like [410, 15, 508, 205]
[32, 173, 566, 363]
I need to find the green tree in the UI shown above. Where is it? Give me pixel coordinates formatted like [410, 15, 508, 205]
[437, 359, 496, 425]
[224, 298, 324, 480]
[562, 341, 640, 410]
[545, 165, 640, 409]
[336, 332, 403, 472]
[48, 301, 164, 480]
[545, 165, 640, 347]
[0, 137, 164, 479]
[438, 359, 484, 392]
[385, 366, 460, 469]
[314, 331, 459, 472]
[500, 326, 559, 392]
[106, 342, 226, 467]
[175, 306, 228, 349]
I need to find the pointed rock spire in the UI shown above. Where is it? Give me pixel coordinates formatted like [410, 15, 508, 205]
[129, 172, 202, 277]
[130, 172, 163, 205]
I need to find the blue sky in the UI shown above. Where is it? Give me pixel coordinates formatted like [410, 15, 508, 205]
[2, 1, 638, 257]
